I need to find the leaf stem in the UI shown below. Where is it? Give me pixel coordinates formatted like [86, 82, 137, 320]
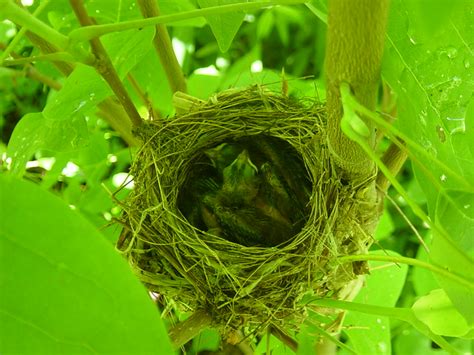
[68, 0, 306, 41]
[338, 254, 474, 290]
[69, 0, 143, 127]
[0, 0, 50, 65]
[136, 0, 186, 94]
[168, 309, 213, 350]
[2, 0, 69, 49]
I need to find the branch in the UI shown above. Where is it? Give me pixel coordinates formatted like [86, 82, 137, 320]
[136, 0, 187, 94]
[25, 32, 76, 75]
[168, 309, 213, 350]
[376, 141, 408, 193]
[0, 43, 62, 90]
[270, 325, 298, 352]
[69, 0, 143, 127]
[23, 33, 138, 145]
[325, 0, 390, 179]
[68, 0, 306, 41]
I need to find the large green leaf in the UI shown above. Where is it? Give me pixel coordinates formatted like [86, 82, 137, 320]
[383, 0, 474, 328]
[432, 190, 474, 325]
[343, 250, 408, 355]
[101, 27, 155, 79]
[6, 112, 88, 176]
[0, 175, 172, 354]
[383, 0, 474, 211]
[198, 0, 246, 52]
[43, 64, 110, 121]
[412, 289, 472, 337]
[160, 0, 207, 27]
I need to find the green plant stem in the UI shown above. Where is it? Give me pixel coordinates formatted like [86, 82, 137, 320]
[338, 254, 474, 290]
[168, 309, 213, 350]
[0, 0, 50, 65]
[2, 52, 77, 66]
[308, 299, 457, 353]
[69, 0, 143, 128]
[97, 98, 140, 146]
[68, 0, 306, 41]
[2, 0, 69, 49]
[136, 0, 186, 94]
[325, 0, 390, 179]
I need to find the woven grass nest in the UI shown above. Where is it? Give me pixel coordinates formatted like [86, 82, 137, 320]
[118, 85, 376, 335]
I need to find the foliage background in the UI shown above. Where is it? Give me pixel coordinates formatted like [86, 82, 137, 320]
[0, 0, 472, 354]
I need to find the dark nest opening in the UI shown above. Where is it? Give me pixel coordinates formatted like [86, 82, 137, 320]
[117, 86, 376, 335]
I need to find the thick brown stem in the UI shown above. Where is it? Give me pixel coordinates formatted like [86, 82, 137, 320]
[136, 0, 187, 94]
[168, 309, 213, 350]
[70, 0, 143, 127]
[325, 0, 390, 179]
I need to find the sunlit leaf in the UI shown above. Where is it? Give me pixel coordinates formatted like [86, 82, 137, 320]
[198, 0, 246, 52]
[0, 175, 173, 354]
[412, 289, 472, 337]
[101, 27, 155, 78]
[383, 0, 474, 212]
[7, 112, 88, 176]
[343, 250, 408, 355]
[412, 237, 439, 296]
[432, 189, 474, 325]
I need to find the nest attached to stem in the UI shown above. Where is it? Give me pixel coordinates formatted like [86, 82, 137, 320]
[118, 86, 375, 334]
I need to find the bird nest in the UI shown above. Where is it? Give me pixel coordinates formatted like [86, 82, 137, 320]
[117, 86, 376, 335]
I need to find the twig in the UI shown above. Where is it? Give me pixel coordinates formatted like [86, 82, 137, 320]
[69, 0, 143, 127]
[136, 0, 187, 94]
[270, 325, 298, 352]
[25, 32, 76, 75]
[376, 141, 408, 193]
[24, 33, 138, 145]
[168, 309, 213, 350]
[97, 98, 141, 146]
[126, 73, 161, 119]
[0, 44, 62, 90]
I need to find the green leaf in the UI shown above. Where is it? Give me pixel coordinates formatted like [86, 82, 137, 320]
[7, 112, 88, 176]
[412, 289, 472, 337]
[0, 175, 173, 354]
[412, 239, 439, 296]
[383, 0, 474, 212]
[101, 27, 155, 79]
[343, 250, 408, 355]
[198, 0, 246, 52]
[191, 328, 220, 353]
[394, 327, 473, 355]
[432, 189, 474, 325]
[160, 0, 207, 26]
[43, 64, 111, 121]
